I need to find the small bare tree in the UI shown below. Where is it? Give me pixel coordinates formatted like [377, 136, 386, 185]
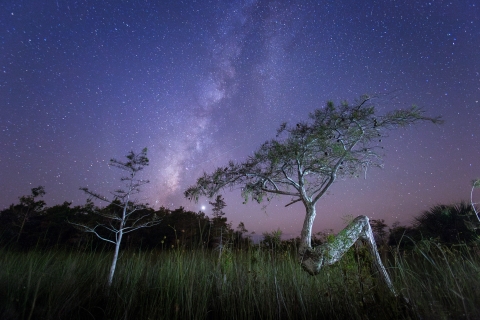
[70, 148, 161, 287]
[185, 95, 442, 296]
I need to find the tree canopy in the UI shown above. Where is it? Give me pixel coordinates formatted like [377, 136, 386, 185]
[185, 95, 442, 252]
[186, 95, 441, 205]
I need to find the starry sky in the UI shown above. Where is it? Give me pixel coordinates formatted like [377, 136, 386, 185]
[1, 0, 479, 238]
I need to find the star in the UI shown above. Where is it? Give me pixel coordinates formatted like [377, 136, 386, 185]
[0, 0, 478, 235]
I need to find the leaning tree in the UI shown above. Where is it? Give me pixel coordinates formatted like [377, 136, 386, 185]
[185, 95, 442, 296]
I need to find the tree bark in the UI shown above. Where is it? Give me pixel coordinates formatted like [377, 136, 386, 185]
[107, 205, 127, 287]
[300, 215, 398, 296]
[107, 230, 122, 287]
[299, 202, 316, 255]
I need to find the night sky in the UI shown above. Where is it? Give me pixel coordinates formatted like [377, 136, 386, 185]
[1, 0, 479, 238]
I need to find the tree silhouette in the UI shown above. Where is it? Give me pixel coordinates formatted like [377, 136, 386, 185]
[13, 186, 46, 244]
[209, 195, 227, 218]
[0, 186, 45, 247]
[208, 195, 232, 249]
[414, 202, 479, 245]
[370, 219, 388, 247]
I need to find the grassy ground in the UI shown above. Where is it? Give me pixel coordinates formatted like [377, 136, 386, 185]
[1, 242, 479, 319]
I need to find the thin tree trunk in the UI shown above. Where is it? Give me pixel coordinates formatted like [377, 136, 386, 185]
[299, 202, 316, 256]
[107, 205, 127, 287]
[107, 229, 123, 287]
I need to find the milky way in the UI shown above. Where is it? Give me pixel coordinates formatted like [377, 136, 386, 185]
[1, 0, 479, 238]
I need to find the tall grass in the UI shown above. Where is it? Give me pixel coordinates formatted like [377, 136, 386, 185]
[390, 240, 480, 319]
[1, 242, 479, 319]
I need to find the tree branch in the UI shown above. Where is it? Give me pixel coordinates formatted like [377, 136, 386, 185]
[68, 221, 117, 245]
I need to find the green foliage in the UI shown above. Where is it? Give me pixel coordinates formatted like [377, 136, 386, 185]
[185, 95, 442, 206]
[261, 228, 283, 251]
[185, 95, 442, 253]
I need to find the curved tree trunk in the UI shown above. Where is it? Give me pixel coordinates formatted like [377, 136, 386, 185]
[299, 202, 316, 256]
[299, 215, 398, 296]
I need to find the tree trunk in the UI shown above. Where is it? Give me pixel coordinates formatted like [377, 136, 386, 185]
[107, 205, 127, 287]
[299, 202, 316, 256]
[300, 215, 398, 296]
[107, 229, 122, 287]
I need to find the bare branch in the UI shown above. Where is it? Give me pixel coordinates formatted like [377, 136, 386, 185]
[123, 219, 162, 234]
[285, 198, 302, 207]
[68, 220, 116, 245]
[70, 147, 160, 287]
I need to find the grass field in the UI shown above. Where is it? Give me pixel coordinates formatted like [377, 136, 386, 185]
[1, 241, 479, 319]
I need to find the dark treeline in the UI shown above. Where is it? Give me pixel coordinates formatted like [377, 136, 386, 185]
[386, 201, 480, 250]
[1, 187, 479, 252]
[0, 187, 252, 251]
[257, 201, 480, 254]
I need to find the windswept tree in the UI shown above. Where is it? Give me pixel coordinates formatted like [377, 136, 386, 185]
[185, 95, 441, 296]
[70, 148, 161, 286]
